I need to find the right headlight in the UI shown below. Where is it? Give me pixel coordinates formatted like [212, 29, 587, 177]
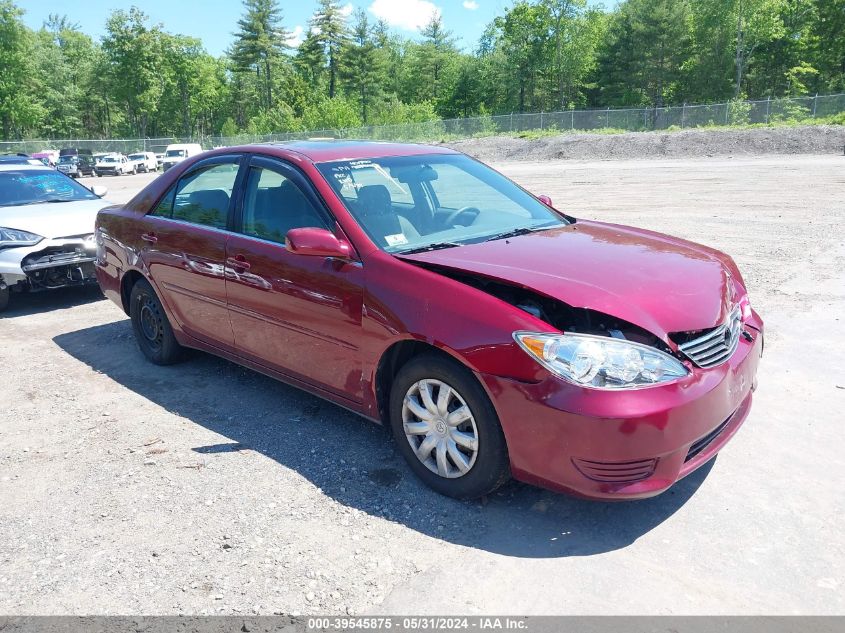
[0, 228, 44, 249]
[514, 331, 689, 390]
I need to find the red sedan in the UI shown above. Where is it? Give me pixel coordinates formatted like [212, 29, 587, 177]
[95, 141, 763, 500]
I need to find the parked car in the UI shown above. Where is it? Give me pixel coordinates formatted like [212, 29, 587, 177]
[31, 150, 59, 167]
[154, 153, 165, 168]
[57, 152, 97, 178]
[127, 152, 159, 173]
[0, 153, 45, 166]
[95, 141, 763, 500]
[161, 143, 203, 172]
[0, 164, 109, 311]
[95, 153, 134, 176]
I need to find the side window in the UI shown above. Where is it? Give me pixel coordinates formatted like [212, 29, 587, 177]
[151, 162, 238, 228]
[241, 166, 328, 243]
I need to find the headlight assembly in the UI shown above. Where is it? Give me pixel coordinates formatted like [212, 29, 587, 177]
[514, 331, 689, 390]
[0, 228, 43, 249]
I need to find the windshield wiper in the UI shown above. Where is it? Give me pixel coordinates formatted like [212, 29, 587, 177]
[398, 241, 462, 254]
[483, 223, 558, 243]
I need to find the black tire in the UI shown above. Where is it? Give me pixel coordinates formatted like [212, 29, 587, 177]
[129, 278, 185, 365]
[0, 286, 9, 312]
[389, 353, 510, 499]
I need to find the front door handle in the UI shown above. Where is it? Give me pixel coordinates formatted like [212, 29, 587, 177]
[141, 232, 158, 244]
[226, 255, 251, 271]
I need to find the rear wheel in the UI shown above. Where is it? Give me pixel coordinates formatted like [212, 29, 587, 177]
[129, 278, 184, 365]
[389, 354, 510, 499]
[0, 286, 9, 312]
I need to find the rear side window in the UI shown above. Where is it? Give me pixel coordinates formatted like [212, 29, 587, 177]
[152, 162, 239, 228]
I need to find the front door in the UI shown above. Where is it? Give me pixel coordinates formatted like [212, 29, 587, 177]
[225, 157, 365, 400]
[142, 156, 243, 349]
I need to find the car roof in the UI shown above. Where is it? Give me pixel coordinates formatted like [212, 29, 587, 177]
[0, 163, 52, 172]
[254, 140, 458, 163]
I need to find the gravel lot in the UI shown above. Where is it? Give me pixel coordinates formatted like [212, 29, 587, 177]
[1, 154, 843, 616]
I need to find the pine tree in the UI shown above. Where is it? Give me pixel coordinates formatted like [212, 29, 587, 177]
[309, 0, 350, 98]
[418, 12, 457, 105]
[341, 9, 384, 123]
[230, 0, 290, 110]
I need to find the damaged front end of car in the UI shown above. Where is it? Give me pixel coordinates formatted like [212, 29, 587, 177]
[0, 234, 99, 300]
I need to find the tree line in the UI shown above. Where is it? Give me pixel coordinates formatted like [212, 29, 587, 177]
[0, 0, 842, 141]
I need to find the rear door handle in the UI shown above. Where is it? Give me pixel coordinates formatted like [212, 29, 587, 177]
[226, 255, 250, 270]
[141, 232, 158, 244]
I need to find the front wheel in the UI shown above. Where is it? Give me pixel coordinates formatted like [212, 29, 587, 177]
[0, 286, 9, 312]
[389, 354, 510, 499]
[129, 278, 185, 365]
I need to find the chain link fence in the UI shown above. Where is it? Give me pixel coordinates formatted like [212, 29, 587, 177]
[3, 93, 843, 154]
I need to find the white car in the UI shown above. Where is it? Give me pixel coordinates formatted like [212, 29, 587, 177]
[127, 151, 158, 173]
[161, 143, 204, 171]
[95, 153, 134, 176]
[0, 164, 110, 311]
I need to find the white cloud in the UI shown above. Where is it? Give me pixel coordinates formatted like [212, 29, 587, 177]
[368, 0, 440, 32]
[339, 3, 354, 18]
[286, 25, 304, 47]
[462, 0, 479, 9]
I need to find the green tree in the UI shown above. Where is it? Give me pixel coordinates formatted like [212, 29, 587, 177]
[309, 0, 350, 99]
[597, 0, 692, 108]
[414, 12, 458, 109]
[101, 8, 168, 137]
[0, 1, 42, 138]
[341, 9, 385, 123]
[230, 0, 290, 110]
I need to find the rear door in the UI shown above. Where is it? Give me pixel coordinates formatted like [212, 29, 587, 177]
[225, 156, 365, 400]
[141, 154, 244, 350]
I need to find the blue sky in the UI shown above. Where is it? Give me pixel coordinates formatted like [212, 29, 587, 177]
[19, 0, 608, 56]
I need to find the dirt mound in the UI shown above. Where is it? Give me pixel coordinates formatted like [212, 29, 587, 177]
[446, 125, 845, 162]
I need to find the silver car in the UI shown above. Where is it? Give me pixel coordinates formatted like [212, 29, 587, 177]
[0, 164, 111, 311]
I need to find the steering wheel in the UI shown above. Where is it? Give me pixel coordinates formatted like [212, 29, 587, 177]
[443, 206, 481, 227]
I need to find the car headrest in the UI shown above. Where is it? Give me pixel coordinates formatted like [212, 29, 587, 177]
[357, 185, 392, 216]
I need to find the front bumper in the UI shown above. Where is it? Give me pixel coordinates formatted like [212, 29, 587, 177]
[57, 166, 80, 177]
[0, 237, 98, 291]
[480, 312, 764, 500]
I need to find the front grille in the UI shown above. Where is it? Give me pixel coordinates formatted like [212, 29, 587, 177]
[685, 414, 733, 462]
[676, 306, 742, 368]
[572, 457, 658, 483]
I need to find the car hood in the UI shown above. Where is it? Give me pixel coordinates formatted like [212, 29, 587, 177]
[0, 199, 111, 239]
[398, 220, 744, 339]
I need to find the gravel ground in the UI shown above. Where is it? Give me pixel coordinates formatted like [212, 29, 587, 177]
[1, 153, 843, 616]
[447, 124, 845, 162]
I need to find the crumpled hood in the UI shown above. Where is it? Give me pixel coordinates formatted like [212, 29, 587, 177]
[0, 199, 111, 239]
[398, 220, 745, 339]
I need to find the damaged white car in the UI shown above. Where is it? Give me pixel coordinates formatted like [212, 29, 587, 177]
[0, 164, 111, 312]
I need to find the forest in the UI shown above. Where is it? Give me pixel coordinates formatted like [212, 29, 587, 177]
[0, 0, 843, 140]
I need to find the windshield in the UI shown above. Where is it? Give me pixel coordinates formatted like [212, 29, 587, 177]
[102, 156, 119, 163]
[128, 154, 144, 160]
[0, 170, 99, 206]
[58, 156, 77, 164]
[166, 149, 186, 157]
[317, 154, 567, 253]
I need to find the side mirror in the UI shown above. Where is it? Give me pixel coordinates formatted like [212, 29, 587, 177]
[286, 227, 352, 259]
[538, 194, 554, 208]
[90, 185, 108, 198]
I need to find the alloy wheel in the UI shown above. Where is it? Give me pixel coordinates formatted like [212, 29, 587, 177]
[402, 379, 479, 479]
